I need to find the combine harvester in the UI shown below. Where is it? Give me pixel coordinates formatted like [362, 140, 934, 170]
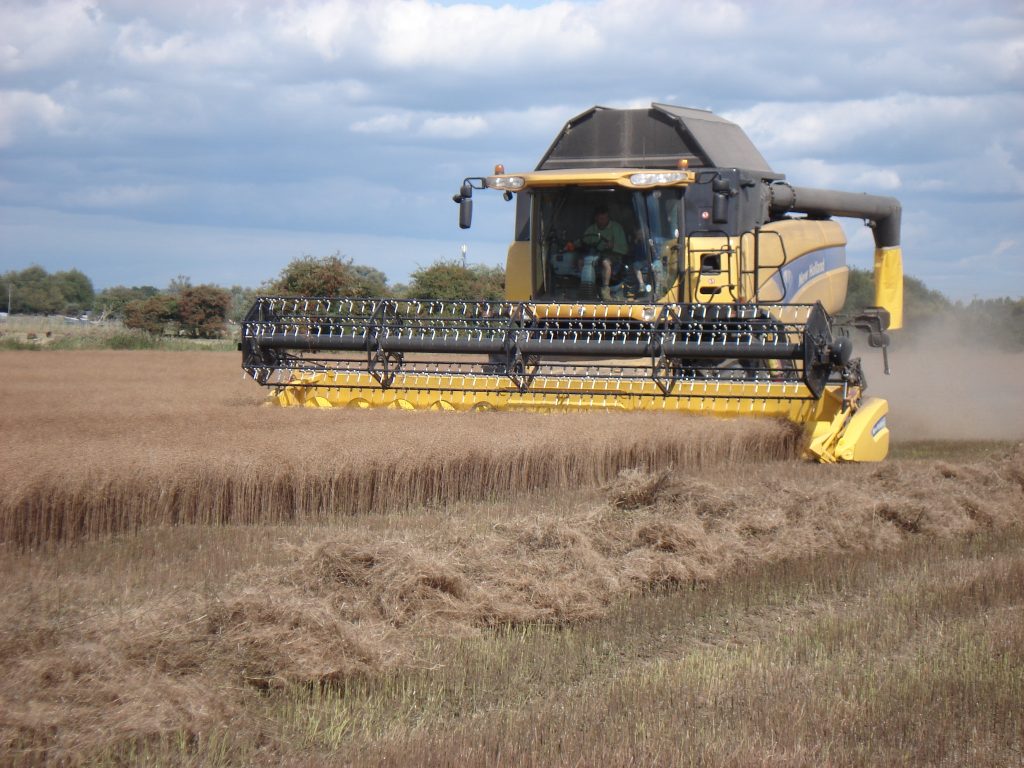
[241, 104, 902, 462]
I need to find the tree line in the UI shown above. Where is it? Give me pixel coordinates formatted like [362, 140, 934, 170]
[842, 268, 1024, 351]
[1, 255, 506, 338]
[3, 259, 1020, 348]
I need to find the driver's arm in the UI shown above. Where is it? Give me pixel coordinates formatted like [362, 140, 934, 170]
[608, 221, 628, 257]
[578, 224, 597, 249]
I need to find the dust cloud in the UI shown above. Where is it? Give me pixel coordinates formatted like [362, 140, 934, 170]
[859, 324, 1024, 441]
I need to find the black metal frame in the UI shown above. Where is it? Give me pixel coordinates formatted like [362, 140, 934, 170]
[242, 298, 864, 402]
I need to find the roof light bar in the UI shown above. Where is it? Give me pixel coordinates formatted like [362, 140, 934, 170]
[488, 176, 526, 191]
[629, 171, 689, 186]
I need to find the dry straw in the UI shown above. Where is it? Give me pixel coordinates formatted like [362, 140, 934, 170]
[2, 445, 1022, 760]
[0, 351, 801, 547]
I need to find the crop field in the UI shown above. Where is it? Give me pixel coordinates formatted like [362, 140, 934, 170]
[1, 348, 1022, 766]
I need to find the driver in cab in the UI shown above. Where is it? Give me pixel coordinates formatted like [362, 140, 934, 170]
[582, 204, 628, 300]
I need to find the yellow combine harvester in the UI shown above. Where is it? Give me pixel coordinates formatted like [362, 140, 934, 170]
[241, 103, 903, 462]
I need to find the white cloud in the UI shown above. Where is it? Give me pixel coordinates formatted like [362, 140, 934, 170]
[351, 111, 487, 139]
[372, 1, 600, 68]
[725, 94, 985, 159]
[421, 114, 487, 139]
[275, 0, 603, 68]
[113, 21, 261, 70]
[0, 0, 102, 73]
[955, 19, 1024, 83]
[914, 178, 954, 192]
[782, 159, 901, 193]
[95, 86, 144, 106]
[983, 141, 1024, 194]
[114, 19, 192, 65]
[65, 184, 179, 208]
[0, 90, 66, 147]
[272, 0, 361, 60]
[351, 113, 413, 135]
[850, 168, 902, 191]
[954, 238, 1019, 270]
[274, 80, 370, 111]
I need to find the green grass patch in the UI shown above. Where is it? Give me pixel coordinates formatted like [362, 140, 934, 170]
[0, 337, 41, 351]
[891, 439, 1020, 461]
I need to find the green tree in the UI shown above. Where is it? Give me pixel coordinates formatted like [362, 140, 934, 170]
[352, 264, 389, 297]
[957, 297, 1024, 351]
[167, 275, 192, 294]
[841, 267, 951, 329]
[902, 273, 951, 328]
[94, 285, 161, 317]
[406, 260, 505, 301]
[227, 285, 258, 323]
[269, 254, 362, 296]
[840, 267, 875, 315]
[52, 269, 95, 314]
[177, 284, 231, 338]
[2, 266, 64, 314]
[123, 295, 178, 335]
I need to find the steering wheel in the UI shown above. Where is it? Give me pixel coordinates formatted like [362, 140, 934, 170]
[579, 232, 611, 253]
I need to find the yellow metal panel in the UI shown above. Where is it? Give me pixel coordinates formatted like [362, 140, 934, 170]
[803, 392, 890, 462]
[788, 267, 850, 314]
[755, 219, 846, 302]
[685, 220, 847, 306]
[270, 371, 886, 462]
[873, 246, 904, 330]
[505, 242, 532, 300]
[835, 397, 889, 462]
[802, 387, 848, 463]
[274, 370, 833, 421]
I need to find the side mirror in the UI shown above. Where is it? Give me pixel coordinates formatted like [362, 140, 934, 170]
[459, 197, 473, 229]
[454, 182, 474, 229]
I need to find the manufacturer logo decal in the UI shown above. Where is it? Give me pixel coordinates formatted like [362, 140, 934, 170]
[796, 258, 826, 288]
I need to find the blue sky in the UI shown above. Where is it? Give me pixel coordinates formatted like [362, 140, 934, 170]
[1, 0, 1022, 298]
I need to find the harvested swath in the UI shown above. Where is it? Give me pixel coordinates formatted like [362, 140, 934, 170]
[0, 351, 801, 547]
[2, 447, 1021, 759]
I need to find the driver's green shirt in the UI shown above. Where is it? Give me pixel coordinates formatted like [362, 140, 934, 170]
[582, 220, 628, 257]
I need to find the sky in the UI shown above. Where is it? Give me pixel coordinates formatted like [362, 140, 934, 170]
[1, 0, 1022, 299]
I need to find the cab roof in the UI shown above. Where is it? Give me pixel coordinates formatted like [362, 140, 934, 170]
[536, 103, 779, 178]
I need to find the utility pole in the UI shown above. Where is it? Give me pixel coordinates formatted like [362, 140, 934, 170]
[460, 244, 468, 268]
[5, 282, 10, 315]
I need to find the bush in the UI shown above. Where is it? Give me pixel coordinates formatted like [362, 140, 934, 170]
[406, 260, 505, 301]
[123, 295, 178, 335]
[177, 285, 231, 338]
[270, 254, 363, 296]
[94, 285, 161, 317]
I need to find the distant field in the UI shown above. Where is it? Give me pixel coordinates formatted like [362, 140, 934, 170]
[1, 349, 1021, 766]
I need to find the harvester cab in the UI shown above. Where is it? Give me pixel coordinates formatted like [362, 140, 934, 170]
[242, 103, 904, 463]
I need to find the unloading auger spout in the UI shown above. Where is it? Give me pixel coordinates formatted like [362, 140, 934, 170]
[241, 103, 903, 463]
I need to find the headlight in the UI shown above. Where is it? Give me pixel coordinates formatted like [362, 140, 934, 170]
[629, 171, 688, 186]
[488, 175, 526, 190]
